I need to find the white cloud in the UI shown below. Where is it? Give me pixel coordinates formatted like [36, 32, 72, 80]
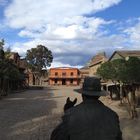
[53, 25, 77, 39]
[11, 33, 127, 67]
[50, 61, 82, 69]
[124, 22, 140, 48]
[17, 16, 110, 41]
[18, 30, 40, 38]
[4, 0, 124, 67]
[5, 0, 121, 29]
[92, 0, 122, 12]
[44, 17, 108, 40]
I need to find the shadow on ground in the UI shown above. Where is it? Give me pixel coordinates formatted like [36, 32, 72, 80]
[0, 87, 61, 140]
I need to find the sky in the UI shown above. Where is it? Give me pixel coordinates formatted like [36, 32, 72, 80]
[0, 0, 140, 68]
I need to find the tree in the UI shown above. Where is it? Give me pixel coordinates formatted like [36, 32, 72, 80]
[97, 60, 122, 100]
[26, 45, 53, 85]
[97, 58, 140, 83]
[0, 59, 21, 96]
[5, 47, 12, 59]
[111, 59, 126, 82]
[0, 39, 23, 97]
[97, 57, 140, 119]
[0, 39, 5, 96]
[97, 61, 115, 81]
[0, 39, 4, 48]
[0, 39, 5, 60]
[26, 45, 53, 72]
[123, 57, 140, 84]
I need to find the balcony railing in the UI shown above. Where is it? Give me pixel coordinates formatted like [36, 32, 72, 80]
[49, 75, 81, 78]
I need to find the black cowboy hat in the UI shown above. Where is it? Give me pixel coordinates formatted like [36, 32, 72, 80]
[77, 77, 108, 96]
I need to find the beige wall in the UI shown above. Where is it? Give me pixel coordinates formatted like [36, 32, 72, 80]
[89, 64, 101, 76]
[110, 53, 123, 61]
[89, 57, 107, 76]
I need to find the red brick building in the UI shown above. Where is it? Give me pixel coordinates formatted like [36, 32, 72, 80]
[49, 67, 81, 86]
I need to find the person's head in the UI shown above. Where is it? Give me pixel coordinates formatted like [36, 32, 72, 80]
[81, 76, 107, 99]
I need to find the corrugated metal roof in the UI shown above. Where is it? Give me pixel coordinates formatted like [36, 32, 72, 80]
[117, 50, 140, 57]
[109, 50, 140, 61]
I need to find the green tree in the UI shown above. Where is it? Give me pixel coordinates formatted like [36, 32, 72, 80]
[97, 59, 129, 83]
[5, 47, 12, 59]
[97, 57, 140, 118]
[26, 45, 53, 72]
[111, 59, 126, 82]
[0, 39, 4, 48]
[97, 57, 140, 88]
[123, 57, 140, 84]
[0, 39, 5, 60]
[0, 39, 23, 97]
[0, 59, 21, 95]
[97, 61, 115, 81]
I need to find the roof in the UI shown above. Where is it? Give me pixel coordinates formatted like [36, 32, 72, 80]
[8, 52, 20, 60]
[109, 50, 140, 61]
[89, 52, 107, 67]
[19, 59, 27, 69]
[80, 66, 89, 70]
[10, 52, 20, 56]
[50, 67, 79, 70]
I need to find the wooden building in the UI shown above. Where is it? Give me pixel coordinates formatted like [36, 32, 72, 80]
[27, 69, 48, 86]
[88, 52, 107, 76]
[105, 50, 140, 99]
[5, 52, 29, 88]
[80, 66, 90, 85]
[49, 67, 81, 86]
[8, 52, 20, 66]
[109, 50, 140, 61]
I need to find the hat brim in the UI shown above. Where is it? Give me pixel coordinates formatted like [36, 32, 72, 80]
[74, 88, 108, 96]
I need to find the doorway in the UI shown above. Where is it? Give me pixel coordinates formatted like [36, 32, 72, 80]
[62, 79, 66, 85]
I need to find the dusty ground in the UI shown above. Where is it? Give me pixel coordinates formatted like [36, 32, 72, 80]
[0, 86, 140, 140]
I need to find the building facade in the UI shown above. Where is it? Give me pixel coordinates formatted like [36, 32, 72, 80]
[27, 70, 49, 86]
[88, 52, 107, 76]
[79, 66, 89, 85]
[109, 50, 140, 61]
[49, 67, 81, 86]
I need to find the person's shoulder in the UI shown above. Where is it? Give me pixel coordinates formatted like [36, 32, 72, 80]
[102, 104, 119, 118]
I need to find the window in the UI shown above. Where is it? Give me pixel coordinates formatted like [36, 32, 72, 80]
[55, 72, 58, 76]
[70, 79, 73, 84]
[70, 72, 74, 76]
[62, 72, 66, 76]
[55, 79, 57, 84]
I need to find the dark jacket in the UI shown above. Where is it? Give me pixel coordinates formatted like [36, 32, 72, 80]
[51, 99, 122, 140]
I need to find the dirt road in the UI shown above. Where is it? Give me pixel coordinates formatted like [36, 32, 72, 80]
[0, 86, 139, 140]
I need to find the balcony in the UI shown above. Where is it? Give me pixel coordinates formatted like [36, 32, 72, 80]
[49, 75, 81, 79]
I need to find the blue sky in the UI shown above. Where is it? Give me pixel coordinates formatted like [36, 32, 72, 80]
[94, 0, 140, 20]
[0, 0, 140, 68]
